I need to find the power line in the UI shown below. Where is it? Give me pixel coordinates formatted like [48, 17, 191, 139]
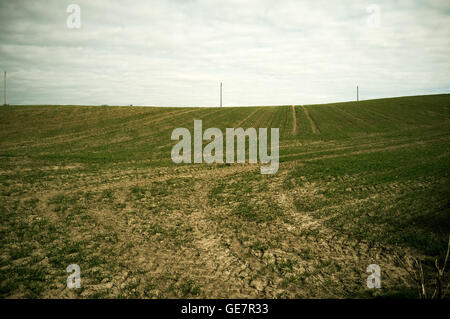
[3, 71, 6, 106]
[220, 82, 222, 107]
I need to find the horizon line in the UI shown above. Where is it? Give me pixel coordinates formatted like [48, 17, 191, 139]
[4, 92, 450, 108]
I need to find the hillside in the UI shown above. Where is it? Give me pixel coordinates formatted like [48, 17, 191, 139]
[0, 94, 449, 298]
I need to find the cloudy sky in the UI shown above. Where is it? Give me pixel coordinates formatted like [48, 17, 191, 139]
[0, 0, 449, 106]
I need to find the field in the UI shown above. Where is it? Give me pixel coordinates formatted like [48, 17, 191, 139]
[0, 94, 449, 298]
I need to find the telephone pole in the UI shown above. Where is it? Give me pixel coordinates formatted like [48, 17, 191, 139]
[220, 82, 222, 107]
[3, 71, 6, 106]
[356, 85, 359, 102]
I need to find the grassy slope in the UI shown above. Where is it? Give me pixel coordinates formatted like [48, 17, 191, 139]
[0, 94, 449, 298]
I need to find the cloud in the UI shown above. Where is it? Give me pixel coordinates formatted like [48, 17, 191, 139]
[0, 0, 449, 106]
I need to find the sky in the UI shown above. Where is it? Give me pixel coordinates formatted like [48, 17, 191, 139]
[0, 0, 449, 106]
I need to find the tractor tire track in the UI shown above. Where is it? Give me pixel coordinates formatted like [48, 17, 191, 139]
[302, 106, 320, 134]
[291, 105, 298, 135]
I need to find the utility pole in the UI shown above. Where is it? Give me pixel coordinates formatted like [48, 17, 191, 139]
[3, 71, 6, 106]
[220, 82, 222, 107]
[357, 85, 359, 102]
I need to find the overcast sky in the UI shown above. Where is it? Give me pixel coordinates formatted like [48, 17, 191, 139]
[0, 0, 449, 106]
